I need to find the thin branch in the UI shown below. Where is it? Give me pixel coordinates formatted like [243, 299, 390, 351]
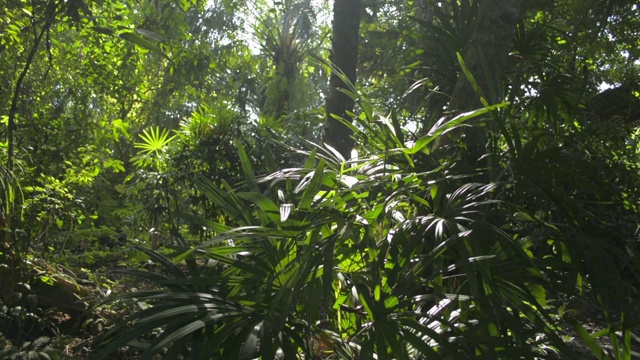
[43, 26, 53, 81]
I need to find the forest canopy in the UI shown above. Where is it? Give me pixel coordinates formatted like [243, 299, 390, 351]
[1, 0, 640, 358]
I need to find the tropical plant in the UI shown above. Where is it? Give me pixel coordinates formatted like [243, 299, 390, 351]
[0, 335, 61, 360]
[99, 92, 607, 358]
[0, 0, 639, 357]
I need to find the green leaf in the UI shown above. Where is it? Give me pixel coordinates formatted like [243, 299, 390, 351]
[238, 323, 261, 360]
[407, 102, 508, 154]
[236, 140, 259, 193]
[135, 127, 175, 155]
[571, 321, 609, 360]
[457, 52, 488, 106]
[296, 159, 325, 210]
[119, 32, 170, 60]
[93, 27, 114, 36]
[237, 192, 280, 223]
[135, 28, 166, 42]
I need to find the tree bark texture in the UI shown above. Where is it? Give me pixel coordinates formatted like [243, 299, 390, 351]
[324, 0, 362, 160]
[446, 0, 524, 157]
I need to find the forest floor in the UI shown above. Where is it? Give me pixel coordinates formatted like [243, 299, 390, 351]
[558, 294, 640, 359]
[61, 280, 640, 359]
[3, 257, 640, 359]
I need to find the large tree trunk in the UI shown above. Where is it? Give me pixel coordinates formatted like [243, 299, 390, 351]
[324, 0, 362, 160]
[445, 0, 524, 159]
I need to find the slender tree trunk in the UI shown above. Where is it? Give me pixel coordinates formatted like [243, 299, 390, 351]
[443, 0, 524, 159]
[8, 12, 55, 173]
[4, 4, 57, 251]
[324, 0, 362, 160]
[1, 1, 58, 304]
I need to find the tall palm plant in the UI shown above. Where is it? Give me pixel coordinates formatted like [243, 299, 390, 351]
[99, 96, 586, 358]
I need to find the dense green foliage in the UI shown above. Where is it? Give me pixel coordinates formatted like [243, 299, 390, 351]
[1, 0, 639, 358]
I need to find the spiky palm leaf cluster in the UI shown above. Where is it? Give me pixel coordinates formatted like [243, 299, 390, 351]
[99, 100, 602, 359]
